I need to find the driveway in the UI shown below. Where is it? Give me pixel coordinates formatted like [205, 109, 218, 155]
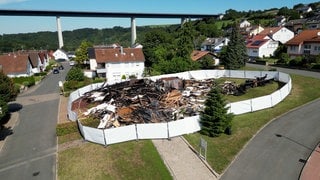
[0, 62, 70, 179]
[220, 64, 320, 180]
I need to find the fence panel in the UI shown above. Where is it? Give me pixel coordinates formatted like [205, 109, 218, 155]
[136, 123, 168, 139]
[229, 100, 252, 115]
[251, 95, 272, 112]
[168, 117, 201, 138]
[82, 126, 106, 145]
[205, 70, 225, 79]
[271, 91, 282, 107]
[105, 125, 137, 145]
[279, 72, 290, 83]
[280, 83, 290, 99]
[229, 70, 245, 79]
[188, 70, 208, 80]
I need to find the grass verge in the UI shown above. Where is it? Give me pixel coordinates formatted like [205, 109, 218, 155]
[58, 140, 172, 180]
[184, 74, 320, 173]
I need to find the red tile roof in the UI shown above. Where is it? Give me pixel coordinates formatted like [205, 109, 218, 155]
[286, 29, 320, 45]
[191, 50, 211, 61]
[90, 47, 145, 63]
[246, 34, 269, 48]
[0, 54, 30, 75]
[259, 27, 282, 35]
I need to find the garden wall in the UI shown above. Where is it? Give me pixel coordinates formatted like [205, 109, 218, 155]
[68, 70, 292, 145]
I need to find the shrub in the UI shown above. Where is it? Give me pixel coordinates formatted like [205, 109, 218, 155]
[65, 67, 84, 81]
[12, 76, 35, 87]
[311, 64, 320, 70]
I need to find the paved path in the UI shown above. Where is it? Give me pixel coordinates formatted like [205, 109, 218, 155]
[153, 137, 218, 180]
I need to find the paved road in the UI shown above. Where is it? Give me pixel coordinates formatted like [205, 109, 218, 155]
[0, 62, 70, 180]
[220, 64, 320, 180]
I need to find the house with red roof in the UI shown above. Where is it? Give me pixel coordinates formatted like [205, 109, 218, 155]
[191, 50, 219, 66]
[259, 27, 294, 44]
[285, 29, 320, 57]
[88, 46, 145, 83]
[246, 34, 279, 58]
[0, 54, 33, 78]
[27, 51, 49, 73]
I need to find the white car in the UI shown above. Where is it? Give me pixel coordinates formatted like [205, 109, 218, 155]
[69, 61, 75, 66]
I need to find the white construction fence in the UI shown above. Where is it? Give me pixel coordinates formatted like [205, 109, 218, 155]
[67, 70, 292, 146]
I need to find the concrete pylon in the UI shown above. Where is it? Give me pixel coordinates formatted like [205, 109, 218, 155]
[131, 17, 136, 47]
[56, 16, 64, 49]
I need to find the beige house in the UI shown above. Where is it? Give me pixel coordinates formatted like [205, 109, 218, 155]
[286, 29, 320, 57]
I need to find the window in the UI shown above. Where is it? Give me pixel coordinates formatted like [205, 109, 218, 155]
[304, 44, 311, 49]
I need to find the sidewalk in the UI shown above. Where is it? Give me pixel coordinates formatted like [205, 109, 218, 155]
[152, 137, 219, 180]
[300, 143, 320, 180]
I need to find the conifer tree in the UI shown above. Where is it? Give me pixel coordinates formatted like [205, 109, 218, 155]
[222, 23, 248, 69]
[200, 86, 233, 137]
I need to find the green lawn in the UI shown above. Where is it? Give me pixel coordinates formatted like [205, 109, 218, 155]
[58, 73, 320, 178]
[58, 140, 172, 180]
[184, 74, 320, 173]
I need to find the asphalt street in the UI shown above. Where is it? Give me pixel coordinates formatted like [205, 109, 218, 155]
[221, 64, 320, 180]
[0, 61, 70, 180]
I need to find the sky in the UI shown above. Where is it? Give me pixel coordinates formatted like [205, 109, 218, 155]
[0, 0, 318, 34]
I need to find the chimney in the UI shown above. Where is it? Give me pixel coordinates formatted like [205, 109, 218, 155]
[120, 46, 124, 55]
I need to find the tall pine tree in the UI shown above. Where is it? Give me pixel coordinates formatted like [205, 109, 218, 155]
[200, 86, 233, 137]
[222, 23, 248, 69]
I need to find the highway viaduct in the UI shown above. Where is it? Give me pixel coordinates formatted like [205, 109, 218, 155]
[0, 9, 218, 48]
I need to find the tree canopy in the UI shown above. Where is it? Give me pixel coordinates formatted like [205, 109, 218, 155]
[221, 23, 247, 69]
[74, 40, 93, 65]
[0, 71, 18, 122]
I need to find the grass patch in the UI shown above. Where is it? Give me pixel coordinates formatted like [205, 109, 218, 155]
[58, 140, 172, 180]
[217, 78, 284, 102]
[184, 74, 320, 173]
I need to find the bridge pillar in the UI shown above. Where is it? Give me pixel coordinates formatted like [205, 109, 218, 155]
[56, 16, 64, 49]
[131, 17, 136, 47]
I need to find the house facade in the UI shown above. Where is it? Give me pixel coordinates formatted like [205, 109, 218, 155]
[259, 27, 294, 44]
[53, 49, 69, 61]
[239, 19, 251, 28]
[88, 47, 145, 83]
[201, 37, 229, 52]
[286, 29, 320, 57]
[28, 51, 49, 73]
[246, 35, 279, 58]
[0, 54, 33, 77]
[191, 50, 219, 66]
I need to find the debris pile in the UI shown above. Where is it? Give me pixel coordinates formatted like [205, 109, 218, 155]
[72, 78, 215, 129]
[220, 74, 274, 96]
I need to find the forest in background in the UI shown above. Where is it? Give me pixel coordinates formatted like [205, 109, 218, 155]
[0, 1, 319, 53]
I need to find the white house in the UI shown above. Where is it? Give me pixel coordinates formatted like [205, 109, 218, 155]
[88, 47, 145, 83]
[201, 37, 229, 52]
[286, 29, 320, 57]
[246, 34, 279, 58]
[239, 19, 251, 28]
[248, 25, 264, 36]
[0, 54, 33, 77]
[259, 27, 294, 44]
[53, 49, 69, 61]
[28, 51, 49, 73]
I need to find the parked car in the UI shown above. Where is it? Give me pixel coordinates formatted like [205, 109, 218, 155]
[53, 67, 59, 74]
[69, 61, 75, 66]
[58, 65, 64, 70]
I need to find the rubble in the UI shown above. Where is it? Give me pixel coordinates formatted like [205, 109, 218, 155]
[220, 74, 274, 96]
[72, 78, 215, 129]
